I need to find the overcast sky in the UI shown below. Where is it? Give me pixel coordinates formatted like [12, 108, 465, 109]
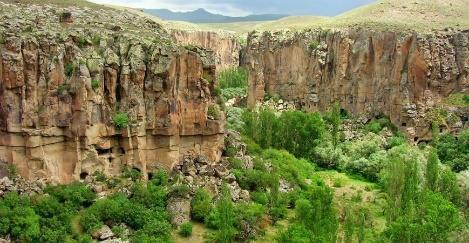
[89, 0, 376, 17]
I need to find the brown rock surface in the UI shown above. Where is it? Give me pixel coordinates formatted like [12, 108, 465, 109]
[171, 30, 241, 72]
[0, 2, 225, 183]
[243, 29, 469, 139]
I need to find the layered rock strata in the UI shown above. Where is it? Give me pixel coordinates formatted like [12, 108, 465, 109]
[171, 30, 241, 72]
[244, 29, 469, 139]
[0, 2, 224, 183]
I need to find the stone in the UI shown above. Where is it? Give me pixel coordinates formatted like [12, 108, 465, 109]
[92, 225, 114, 240]
[166, 197, 191, 226]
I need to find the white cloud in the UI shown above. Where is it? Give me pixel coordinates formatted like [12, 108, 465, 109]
[89, 0, 251, 16]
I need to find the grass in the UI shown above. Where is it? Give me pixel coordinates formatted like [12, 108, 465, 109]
[1, 0, 105, 8]
[443, 93, 469, 107]
[172, 222, 211, 243]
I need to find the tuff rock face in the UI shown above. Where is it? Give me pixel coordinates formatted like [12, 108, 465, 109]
[0, 2, 225, 183]
[171, 30, 241, 72]
[244, 29, 469, 140]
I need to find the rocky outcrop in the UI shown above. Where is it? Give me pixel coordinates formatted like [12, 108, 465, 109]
[171, 30, 241, 72]
[0, 2, 225, 183]
[243, 29, 469, 139]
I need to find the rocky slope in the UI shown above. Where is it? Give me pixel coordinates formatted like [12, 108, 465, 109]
[0, 2, 224, 183]
[243, 29, 469, 140]
[170, 30, 241, 72]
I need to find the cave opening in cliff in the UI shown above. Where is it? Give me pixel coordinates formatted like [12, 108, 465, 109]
[148, 172, 154, 180]
[80, 172, 89, 180]
[95, 147, 112, 155]
[402, 123, 407, 127]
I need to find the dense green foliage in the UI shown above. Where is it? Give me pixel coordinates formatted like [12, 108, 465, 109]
[191, 188, 213, 222]
[0, 183, 96, 242]
[91, 79, 100, 91]
[112, 112, 130, 130]
[382, 145, 461, 242]
[278, 180, 338, 243]
[178, 222, 193, 237]
[218, 67, 248, 89]
[434, 129, 469, 172]
[243, 108, 325, 160]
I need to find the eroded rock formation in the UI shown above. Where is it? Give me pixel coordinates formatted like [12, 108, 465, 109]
[244, 29, 469, 140]
[0, 2, 224, 183]
[171, 30, 241, 72]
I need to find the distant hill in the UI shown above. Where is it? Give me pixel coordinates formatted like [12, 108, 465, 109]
[144, 8, 287, 23]
[197, 0, 469, 34]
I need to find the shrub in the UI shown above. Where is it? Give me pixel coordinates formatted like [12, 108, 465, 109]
[208, 104, 221, 120]
[386, 136, 406, 149]
[309, 40, 319, 50]
[221, 87, 247, 100]
[64, 63, 75, 77]
[179, 222, 193, 237]
[44, 182, 96, 210]
[113, 112, 130, 130]
[191, 189, 213, 222]
[0, 193, 40, 242]
[251, 191, 269, 205]
[57, 84, 71, 95]
[169, 184, 190, 198]
[91, 79, 100, 91]
[226, 107, 245, 131]
[122, 167, 141, 181]
[91, 35, 101, 46]
[234, 202, 265, 241]
[434, 130, 469, 172]
[7, 164, 18, 178]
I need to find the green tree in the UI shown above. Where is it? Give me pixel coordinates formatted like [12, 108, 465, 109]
[215, 185, 237, 243]
[325, 103, 342, 148]
[426, 149, 439, 191]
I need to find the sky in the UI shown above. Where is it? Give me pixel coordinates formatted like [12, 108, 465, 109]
[89, 0, 377, 17]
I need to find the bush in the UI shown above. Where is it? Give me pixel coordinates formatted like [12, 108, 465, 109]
[191, 189, 213, 222]
[309, 40, 319, 50]
[364, 117, 396, 134]
[64, 63, 75, 77]
[179, 222, 193, 237]
[0, 193, 41, 242]
[208, 104, 221, 120]
[122, 167, 141, 181]
[91, 79, 100, 91]
[112, 112, 130, 130]
[44, 182, 96, 210]
[434, 130, 469, 172]
[226, 107, 245, 131]
[221, 87, 247, 100]
[386, 136, 406, 149]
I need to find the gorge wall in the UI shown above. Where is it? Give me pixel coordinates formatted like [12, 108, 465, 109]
[0, 2, 224, 183]
[243, 29, 469, 140]
[171, 30, 241, 72]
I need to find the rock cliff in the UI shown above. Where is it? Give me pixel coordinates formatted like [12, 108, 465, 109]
[171, 30, 241, 72]
[243, 29, 469, 140]
[0, 2, 224, 183]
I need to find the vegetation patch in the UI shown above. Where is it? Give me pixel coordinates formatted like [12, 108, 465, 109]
[112, 112, 130, 130]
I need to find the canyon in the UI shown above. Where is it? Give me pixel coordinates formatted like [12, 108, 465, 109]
[243, 29, 469, 141]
